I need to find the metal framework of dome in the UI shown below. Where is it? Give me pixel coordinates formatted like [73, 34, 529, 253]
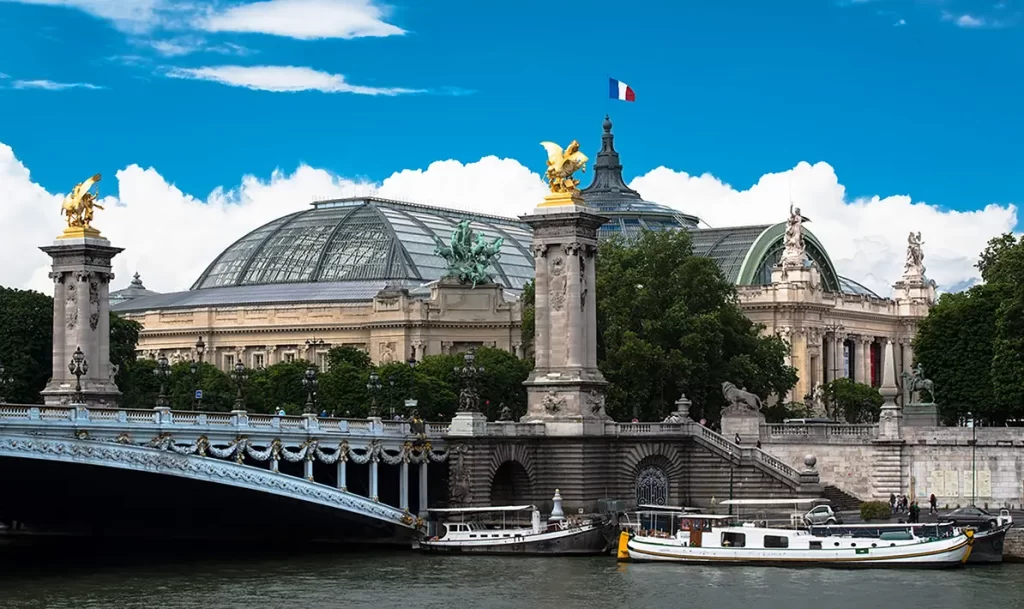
[191, 198, 536, 291]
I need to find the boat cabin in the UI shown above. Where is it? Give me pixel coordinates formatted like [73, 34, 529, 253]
[424, 505, 543, 540]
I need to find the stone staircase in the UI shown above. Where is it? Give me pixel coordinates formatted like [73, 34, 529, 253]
[822, 485, 863, 512]
[871, 443, 904, 500]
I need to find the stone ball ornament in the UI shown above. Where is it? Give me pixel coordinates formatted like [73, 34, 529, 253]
[803, 454, 817, 470]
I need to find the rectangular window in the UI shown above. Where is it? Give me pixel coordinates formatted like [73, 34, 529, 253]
[224, 354, 235, 370]
[318, 353, 330, 371]
[253, 353, 265, 369]
[284, 352, 295, 363]
[764, 535, 789, 549]
[810, 541, 822, 550]
[721, 532, 745, 548]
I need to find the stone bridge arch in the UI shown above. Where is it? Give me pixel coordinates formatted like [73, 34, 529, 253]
[487, 444, 537, 506]
[619, 442, 686, 507]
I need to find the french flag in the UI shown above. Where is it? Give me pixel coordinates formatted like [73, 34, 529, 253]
[609, 78, 635, 102]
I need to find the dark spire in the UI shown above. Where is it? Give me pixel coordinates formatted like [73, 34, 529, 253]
[581, 115, 641, 199]
[130, 272, 144, 289]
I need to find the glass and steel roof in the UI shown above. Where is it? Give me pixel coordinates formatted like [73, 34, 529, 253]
[191, 197, 535, 291]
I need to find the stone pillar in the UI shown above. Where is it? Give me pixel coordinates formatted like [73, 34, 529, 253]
[337, 458, 347, 491]
[520, 195, 609, 433]
[40, 234, 123, 407]
[878, 339, 903, 441]
[854, 336, 870, 385]
[418, 461, 429, 513]
[304, 455, 314, 481]
[370, 457, 379, 501]
[400, 460, 410, 511]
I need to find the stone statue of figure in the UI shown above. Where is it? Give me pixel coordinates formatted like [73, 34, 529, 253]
[904, 231, 926, 278]
[780, 204, 806, 267]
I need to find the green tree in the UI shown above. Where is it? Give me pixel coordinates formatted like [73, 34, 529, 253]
[821, 378, 884, 423]
[596, 230, 797, 422]
[520, 279, 535, 348]
[915, 233, 1024, 425]
[319, 347, 373, 417]
[245, 360, 313, 414]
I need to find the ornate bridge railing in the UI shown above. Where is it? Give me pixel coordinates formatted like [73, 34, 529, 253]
[760, 423, 878, 444]
[0, 405, 450, 529]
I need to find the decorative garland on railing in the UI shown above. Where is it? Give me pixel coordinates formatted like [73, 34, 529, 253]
[117, 433, 450, 467]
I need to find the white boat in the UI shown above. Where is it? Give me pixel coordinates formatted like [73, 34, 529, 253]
[617, 510, 974, 568]
[414, 505, 611, 555]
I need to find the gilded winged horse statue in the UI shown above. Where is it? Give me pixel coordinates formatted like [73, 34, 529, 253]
[61, 173, 103, 229]
[540, 140, 589, 194]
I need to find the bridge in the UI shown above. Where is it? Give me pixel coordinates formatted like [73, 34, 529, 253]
[0, 404, 451, 542]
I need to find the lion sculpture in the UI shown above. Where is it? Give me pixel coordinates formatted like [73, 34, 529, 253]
[722, 382, 762, 412]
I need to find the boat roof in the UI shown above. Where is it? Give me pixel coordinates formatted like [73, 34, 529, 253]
[426, 505, 536, 513]
[637, 504, 702, 512]
[810, 522, 954, 528]
[635, 511, 734, 521]
[718, 498, 829, 506]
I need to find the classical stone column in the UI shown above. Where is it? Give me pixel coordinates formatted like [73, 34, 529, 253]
[40, 233, 123, 407]
[877, 339, 903, 440]
[370, 457, 379, 501]
[854, 336, 870, 385]
[400, 460, 410, 511]
[418, 461, 429, 513]
[520, 191, 609, 431]
[337, 457, 347, 491]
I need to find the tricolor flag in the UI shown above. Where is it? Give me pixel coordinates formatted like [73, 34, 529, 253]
[609, 78, 635, 102]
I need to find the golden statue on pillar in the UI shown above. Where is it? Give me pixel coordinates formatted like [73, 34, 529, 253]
[538, 140, 589, 207]
[58, 173, 104, 239]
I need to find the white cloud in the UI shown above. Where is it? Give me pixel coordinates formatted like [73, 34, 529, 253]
[10, 79, 104, 90]
[194, 0, 405, 40]
[631, 162, 1018, 296]
[143, 36, 253, 57]
[0, 73, 9, 78]
[0, 142, 1016, 299]
[165, 64, 420, 95]
[955, 14, 985, 27]
[895, 18, 906, 26]
[941, 11, 1005, 28]
[0, 0, 173, 32]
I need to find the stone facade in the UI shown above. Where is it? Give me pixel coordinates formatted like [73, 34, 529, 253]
[118, 281, 522, 370]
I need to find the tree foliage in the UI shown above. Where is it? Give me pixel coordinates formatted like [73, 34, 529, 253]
[821, 378, 883, 423]
[915, 233, 1024, 425]
[595, 230, 797, 422]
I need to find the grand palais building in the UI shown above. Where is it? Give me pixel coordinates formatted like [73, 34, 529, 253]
[111, 117, 935, 405]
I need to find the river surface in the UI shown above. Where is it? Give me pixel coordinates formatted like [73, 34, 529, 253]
[1, 547, 1022, 609]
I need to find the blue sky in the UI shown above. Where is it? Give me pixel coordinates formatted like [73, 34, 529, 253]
[0, 0, 1021, 221]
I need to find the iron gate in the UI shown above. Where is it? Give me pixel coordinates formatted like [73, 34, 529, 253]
[635, 465, 669, 506]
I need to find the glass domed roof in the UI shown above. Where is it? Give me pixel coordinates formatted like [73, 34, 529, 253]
[581, 116, 700, 240]
[191, 198, 536, 291]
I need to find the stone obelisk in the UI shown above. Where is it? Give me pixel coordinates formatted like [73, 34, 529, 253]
[520, 140, 609, 434]
[40, 174, 122, 406]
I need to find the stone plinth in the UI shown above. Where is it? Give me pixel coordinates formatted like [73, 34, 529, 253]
[903, 402, 939, 427]
[448, 411, 487, 436]
[40, 235, 123, 407]
[520, 203, 609, 433]
[721, 406, 765, 444]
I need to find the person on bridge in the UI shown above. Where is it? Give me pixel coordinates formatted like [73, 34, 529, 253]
[929, 493, 938, 515]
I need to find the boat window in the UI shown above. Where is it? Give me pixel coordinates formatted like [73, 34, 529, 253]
[721, 532, 746, 548]
[764, 535, 789, 548]
[809, 541, 822, 550]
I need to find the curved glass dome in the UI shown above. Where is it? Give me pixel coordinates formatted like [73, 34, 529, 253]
[192, 198, 535, 291]
[581, 116, 700, 241]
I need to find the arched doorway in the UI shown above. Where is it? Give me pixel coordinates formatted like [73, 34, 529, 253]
[490, 461, 531, 505]
[635, 460, 669, 507]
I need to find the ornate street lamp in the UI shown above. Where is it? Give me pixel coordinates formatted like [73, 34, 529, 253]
[968, 410, 977, 506]
[454, 349, 484, 413]
[366, 371, 382, 417]
[68, 347, 88, 405]
[405, 356, 418, 420]
[388, 374, 397, 418]
[154, 352, 171, 408]
[302, 364, 319, 414]
[823, 321, 846, 381]
[306, 337, 326, 366]
[193, 335, 205, 411]
[232, 361, 249, 410]
[0, 358, 13, 405]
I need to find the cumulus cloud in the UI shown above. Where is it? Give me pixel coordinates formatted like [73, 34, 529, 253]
[0, 142, 1016, 299]
[0, 0, 175, 32]
[165, 65, 420, 95]
[194, 0, 405, 40]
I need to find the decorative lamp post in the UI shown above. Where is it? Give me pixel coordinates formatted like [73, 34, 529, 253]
[302, 364, 319, 414]
[154, 353, 171, 409]
[0, 358, 13, 405]
[68, 346, 88, 405]
[405, 356, 418, 420]
[366, 371, 382, 417]
[454, 349, 484, 413]
[194, 336, 205, 411]
[306, 338, 325, 366]
[823, 321, 846, 381]
[968, 410, 977, 506]
[388, 374, 396, 418]
[232, 361, 248, 410]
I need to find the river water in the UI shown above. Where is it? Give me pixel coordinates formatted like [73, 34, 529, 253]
[1, 547, 1023, 609]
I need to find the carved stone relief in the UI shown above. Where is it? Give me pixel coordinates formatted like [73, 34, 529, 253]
[542, 391, 565, 414]
[549, 255, 567, 311]
[88, 279, 100, 331]
[579, 254, 587, 311]
[379, 342, 395, 364]
[65, 281, 78, 330]
[585, 389, 605, 415]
